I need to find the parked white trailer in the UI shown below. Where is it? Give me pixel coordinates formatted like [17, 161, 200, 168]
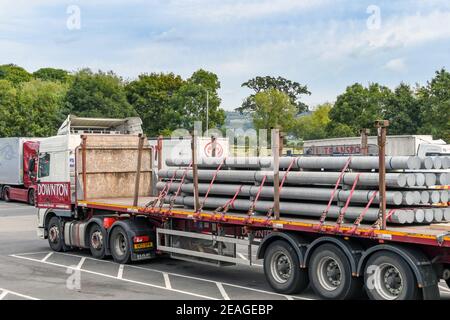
[303, 135, 449, 157]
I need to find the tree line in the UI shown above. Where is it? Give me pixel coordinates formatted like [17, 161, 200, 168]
[0, 64, 225, 137]
[0, 63, 448, 142]
[239, 71, 450, 143]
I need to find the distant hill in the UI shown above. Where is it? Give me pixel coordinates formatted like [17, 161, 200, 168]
[224, 111, 253, 130]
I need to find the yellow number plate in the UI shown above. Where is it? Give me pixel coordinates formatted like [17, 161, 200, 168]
[134, 242, 153, 249]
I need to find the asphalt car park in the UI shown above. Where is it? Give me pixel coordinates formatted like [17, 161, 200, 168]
[1, 200, 449, 300]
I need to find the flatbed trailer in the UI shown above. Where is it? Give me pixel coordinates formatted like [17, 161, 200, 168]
[36, 117, 450, 300]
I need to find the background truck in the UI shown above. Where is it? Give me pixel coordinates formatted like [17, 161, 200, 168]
[0, 137, 40, 205]
[303, 135, 449, 157]
[36, 116, 450, 300]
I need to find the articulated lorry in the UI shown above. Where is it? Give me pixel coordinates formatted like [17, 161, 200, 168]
[36, 116, 450, 300]
[0, 138, 40, 205]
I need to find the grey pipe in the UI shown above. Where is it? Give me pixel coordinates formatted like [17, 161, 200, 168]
[170, 196, 412, 224]
[433, 208, 443, 222]
[440, 190, 449, 203]
[156, 181, 419, 206]
[158, 169, 416, 188]
[166, 155, 422, 170]
[444, 208, 450, 221]
[420, 157, 434, 170]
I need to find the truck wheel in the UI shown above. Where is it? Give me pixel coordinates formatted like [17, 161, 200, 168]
[48, 217, 65, 252]
[364, 251, 419, 300]
[308, 243, 362, 300]
[28, 190, 35, 206]
[3, 187, 10, 202]
[110, 226, 131, 264]
[88, 224, 107, 259]
[263, 240, 309, 294]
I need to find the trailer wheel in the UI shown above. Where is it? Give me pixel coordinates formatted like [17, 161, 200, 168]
[308, 243, 362, 300]
[28, 189, 35, 206]
[88, 224, 107, 259]
[263, 240, 308, 294]
[110, 226, 131, 264]
[364, 251, 419, 300]
[47, 217, 64, 252]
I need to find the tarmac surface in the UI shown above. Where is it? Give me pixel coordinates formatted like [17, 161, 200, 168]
[0, 200, 449, 300]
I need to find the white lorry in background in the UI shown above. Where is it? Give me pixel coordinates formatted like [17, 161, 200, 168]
[303, 135, 449, 157]
[0, 138, 40, 205]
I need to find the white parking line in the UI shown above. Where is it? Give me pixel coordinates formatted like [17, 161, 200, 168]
[117, 264, 124, 279]
[216, 283, 230, 300]
[41, 252, 53, 262]
[237, 253, 247, 260]
[163, 273, 172, 289]
[439, 285, 450, 293]
[76, 257, 86, 270]
[0, 288, 39, 300]
[12, 251, 314, 300]
[10, 254, 217, 300]
[237, 252, 263, 267]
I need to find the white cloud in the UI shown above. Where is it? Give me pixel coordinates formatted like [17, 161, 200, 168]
[384, 58, 406, 72]
[166, 0, 329, 21]
[318, 10, 450, 61]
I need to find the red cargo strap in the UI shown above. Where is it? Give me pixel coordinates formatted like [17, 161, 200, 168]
[266, 157, 297, 220]
[369, 209, 396, 235]
[347, 191, 378, 235]
[246, 175, 267, 223]
[315, 157, 352, 230]
[195, 158, 226, 216]
[147, 169, 178, 209]
[214, 184, 243, 221]
[334, 173, 360, 232]
[166, 162, 192, 216]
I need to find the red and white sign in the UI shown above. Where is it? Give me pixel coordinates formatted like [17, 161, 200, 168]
[204, 141, 224, 157]
[36, 182, 71, 209]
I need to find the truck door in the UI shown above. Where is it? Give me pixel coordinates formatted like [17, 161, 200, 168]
[23, 141, 39, 188]
[36, 151, 71, 210]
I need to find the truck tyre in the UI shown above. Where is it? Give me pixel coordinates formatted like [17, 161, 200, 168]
[28, 189, 35, 206]
[3, 187, 10, 202]
[110, 226, 131, 264]
[263, 240, 308, 294]
[308, 243, 362, 300]
[88, 224, 107, 259]
[48, 216, 65, 252]
[364, 251, 420, 300]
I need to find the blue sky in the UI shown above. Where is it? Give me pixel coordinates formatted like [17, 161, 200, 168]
[1, 0, 449, 110]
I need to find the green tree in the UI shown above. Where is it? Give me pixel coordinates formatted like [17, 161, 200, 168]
[252, 89, 297, 132]
[329, 83, 391, 136]
[33, 67, 72, 83]
[0, 80, 19, 136]
[417, 68, 450, 142]
[0, 64, 32, 85]
[294, 103, 332, 140]
[65, 69, 136, 119]
[383, 83, 421, 135]
[237, 76, 310, 114]
[171, 69, 225, 131]
[0, 79, 67, 137]
[126, 72, 184, 136]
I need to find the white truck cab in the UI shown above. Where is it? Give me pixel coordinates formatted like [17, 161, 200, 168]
[36, 115, 143, 239]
